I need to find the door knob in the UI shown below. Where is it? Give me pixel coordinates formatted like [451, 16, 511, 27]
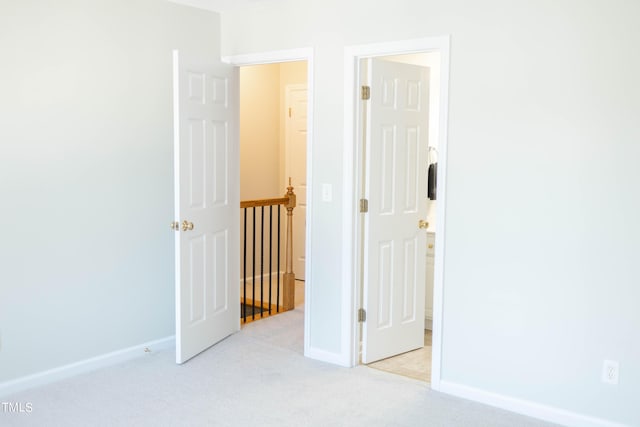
[418, 220, 429, 229]
[182, 220, 194, 231]
[170, 221, 180, 231]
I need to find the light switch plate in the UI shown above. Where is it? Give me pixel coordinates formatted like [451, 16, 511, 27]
[322, 183, 332, 202]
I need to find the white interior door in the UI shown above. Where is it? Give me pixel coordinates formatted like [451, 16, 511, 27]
[173, 50, 239, 364]
[362, 58, 429, 364]
[285, 84, 307, 280]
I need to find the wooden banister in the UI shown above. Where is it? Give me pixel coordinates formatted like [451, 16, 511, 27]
[239, 179, 296, 315]
[240, 197, 289, 209]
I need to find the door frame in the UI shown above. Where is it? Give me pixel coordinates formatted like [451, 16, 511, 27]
[223, 48, 314, 357]
[342, 37, 450, 390]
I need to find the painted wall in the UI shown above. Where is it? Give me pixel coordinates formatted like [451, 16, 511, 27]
[0, 0, 220, 383]
[239, 61, 307, 200]
[220, 1, 640, 425]
[240, 64, 281, 200]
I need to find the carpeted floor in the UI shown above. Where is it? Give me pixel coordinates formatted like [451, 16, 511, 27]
[1, 307, 557, 427]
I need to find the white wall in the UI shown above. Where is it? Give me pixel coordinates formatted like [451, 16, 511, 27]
[0, 0, 220, 383]
[220, 1, 640, 425]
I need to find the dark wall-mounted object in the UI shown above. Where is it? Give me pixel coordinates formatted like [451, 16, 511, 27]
[428, 162, 437, 200]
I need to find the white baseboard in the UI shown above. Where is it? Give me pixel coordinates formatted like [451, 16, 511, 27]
[239, 271, 285, 305]
[424, 317, 433, 330]
[439, 380, 629, 427]
[0, 336, 175, 399]
[305, 345, 350, 367]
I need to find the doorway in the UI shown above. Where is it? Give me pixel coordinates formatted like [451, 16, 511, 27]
[343, 37, 450, 389]
[358, 52, 440, 382]
[238, 61, 308, 316]
[225, 48, 314, 356]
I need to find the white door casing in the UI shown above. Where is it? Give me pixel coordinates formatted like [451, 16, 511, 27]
[173, 50, 240, 364]
[285, 84, 308, 280]
[362, 58, 429, 364]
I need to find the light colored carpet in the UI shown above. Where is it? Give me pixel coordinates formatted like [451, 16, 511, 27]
[368, 330, 432, 382]
[2, 307, 557, 427]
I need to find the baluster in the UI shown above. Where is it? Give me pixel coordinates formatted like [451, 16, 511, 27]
[269, 205, 273, 315]
[277, 206, 281, 313]
[243, 208, 247, 322]
[260, 206, 264, 317]
[252, 206, 256, 319]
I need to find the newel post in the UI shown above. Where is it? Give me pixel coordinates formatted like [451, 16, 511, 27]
[283, 178, 296, 311]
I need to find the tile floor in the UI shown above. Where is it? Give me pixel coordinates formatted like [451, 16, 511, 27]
[297, 281, 433, 384]
[367, 330, 432, 382]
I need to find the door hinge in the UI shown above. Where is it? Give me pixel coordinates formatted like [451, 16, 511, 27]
[288, 107, 292, 118]
[358, 308, 367, 322]
[361, 85, 371, 100]
[359, 198, 369, 213]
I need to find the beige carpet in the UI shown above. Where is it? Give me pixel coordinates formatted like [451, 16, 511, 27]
[367, 330, 432, 382]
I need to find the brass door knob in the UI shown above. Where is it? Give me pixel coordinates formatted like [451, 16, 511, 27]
[182, 220, 194, 231]
[170, 221, 180, 231]
[418, 220, 429, 229]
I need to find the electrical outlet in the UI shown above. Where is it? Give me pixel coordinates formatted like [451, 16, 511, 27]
[602, 360, 619, 385]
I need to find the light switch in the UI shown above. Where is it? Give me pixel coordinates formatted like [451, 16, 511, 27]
[322, 183, 332, 202]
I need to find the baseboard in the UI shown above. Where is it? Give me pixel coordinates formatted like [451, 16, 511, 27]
[305, 345, 350, 367]
[439, 380, 629, 427]
[239, 271, 284, 302]
[0, 336, 175, 399]
[424, 317, 433, 330]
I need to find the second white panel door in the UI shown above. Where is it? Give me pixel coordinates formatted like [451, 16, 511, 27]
[362, 58, 429, 364]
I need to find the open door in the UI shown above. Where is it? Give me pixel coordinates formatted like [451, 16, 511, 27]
[362, 58, 429, 363]
[173, 50, 240, 364]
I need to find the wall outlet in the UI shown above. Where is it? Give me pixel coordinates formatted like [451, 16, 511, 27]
[602, 360, 619, 385]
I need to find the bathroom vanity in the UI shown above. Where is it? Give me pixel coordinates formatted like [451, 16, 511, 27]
[425, 231, 435, 330]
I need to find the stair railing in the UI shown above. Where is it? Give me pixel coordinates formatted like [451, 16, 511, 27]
[239, 179, 296, 323]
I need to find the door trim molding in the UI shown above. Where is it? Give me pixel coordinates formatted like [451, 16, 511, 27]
[342, 37, 451, 387]
[223, 48, 315, 360]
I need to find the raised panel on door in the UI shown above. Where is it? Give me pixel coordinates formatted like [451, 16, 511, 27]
[401, 236, 418, 324]
[362, 58, 429, 364]
[376, 240, 394, 329]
